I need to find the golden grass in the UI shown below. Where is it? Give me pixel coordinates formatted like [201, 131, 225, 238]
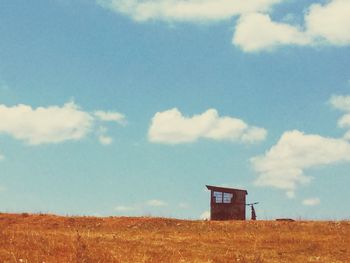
[0, 213, 349, 262]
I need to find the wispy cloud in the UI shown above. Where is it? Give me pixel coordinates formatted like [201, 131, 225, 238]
[178, 203, 190, 209]
[97, 126, 114, 145]
[330, 95, 350, 112]
[286, 191, 295, 199]
[148, 108, 267, 144]
[0, 101, 126, 145]
[114, 205, 136, 211]
[98, 135, 113, 145]
[114, 200, 169, 215]
[94, 110, 126, 124]
[302, 198, 320, 206]
[146, 199, 168, 207]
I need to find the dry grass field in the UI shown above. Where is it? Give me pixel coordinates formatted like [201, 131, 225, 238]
[0, 213, 349, 263]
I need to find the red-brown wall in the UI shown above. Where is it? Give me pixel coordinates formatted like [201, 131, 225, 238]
[210, 190, 246, 220]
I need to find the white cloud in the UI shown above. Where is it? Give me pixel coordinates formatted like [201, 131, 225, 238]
[200, 210, 210, 220]
[0, 153, 4, 161]
[233, 0, 350, 52]
[330, 95, 350, 112]
[98, 0, 350, 52]
[302, 198, 320, 206]
[330, 95, 350, 140]
[0, 102, 125, 145]
[306, 0, 350, 46]
[252, 130, 350, 196]
[233, 13, 311, 52]
[146, 199, 167, 207]
[286, 191, 295, 199]
[338, 114, 350, 128]
[94, 110, 126, 124]
[114, 205, 136, 211]
[0, 102, 93, 145]
[178, 202, 190, 209]
[115, 200, 170, 213]
[344, 131, 350, 141]
[99, 135, 113, 145]
[148, 108, 267, 144]
[241, 126, 269, 143]
[97, 126, 114, 145]
[97, 0, 281, 22]
[93, 111, 126, 145]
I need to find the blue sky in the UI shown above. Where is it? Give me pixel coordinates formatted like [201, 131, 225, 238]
[0, 0, 350, 219]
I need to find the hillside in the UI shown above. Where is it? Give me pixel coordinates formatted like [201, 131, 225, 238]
[0, 213, 349, 263]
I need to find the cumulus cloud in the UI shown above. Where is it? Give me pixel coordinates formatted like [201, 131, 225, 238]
[148, 108, 267, 144]
[306, 0, 350, 46]
[344, 131, 350, 141]
[338, 114, 350, 128]
[97, 0, 281, 22]
[146, 199, 168, 207]
[98, 0, 350, 52]
[233, 13, 311, 52]
[330, 95, 350, 140]
[302, 198, 320, 206]
[252, 130, 350, 197]
[0, 102, 125, 145]
[233, 0, 350, 52]
[0, 102, 92, 145]
[330, 95, 350, 112]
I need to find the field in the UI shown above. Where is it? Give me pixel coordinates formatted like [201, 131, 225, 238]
[0, 213, 349, 263]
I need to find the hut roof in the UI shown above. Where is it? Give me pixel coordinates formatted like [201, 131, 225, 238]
[206, 185, 248, 195]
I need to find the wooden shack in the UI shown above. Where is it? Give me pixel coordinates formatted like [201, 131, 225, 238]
[206, 185, 248, 220]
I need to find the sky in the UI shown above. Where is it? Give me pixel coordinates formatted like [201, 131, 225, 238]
[0, 0, 349, 220]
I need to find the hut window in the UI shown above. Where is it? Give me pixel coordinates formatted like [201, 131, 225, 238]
[223, 193, 233, 203]
[213, 191, 223, 203]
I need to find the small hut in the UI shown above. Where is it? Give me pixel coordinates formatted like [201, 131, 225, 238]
[206, 185, 248, 220]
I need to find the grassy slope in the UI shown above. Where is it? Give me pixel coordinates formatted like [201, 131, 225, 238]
[0, 213, 349, 263]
